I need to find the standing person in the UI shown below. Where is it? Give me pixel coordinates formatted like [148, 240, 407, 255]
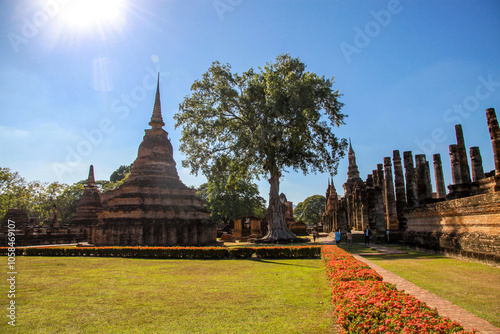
[386, 229, 390, 243]
[312, 230, 317, 242]
[346, 230, 353, 250]
[335, 229, 341, 246]
[364, 227, 371, 246]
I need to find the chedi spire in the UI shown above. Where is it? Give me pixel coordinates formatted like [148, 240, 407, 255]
[87, 165, 96, 186]
[149, 74, 165, 129]
[347, 139, 361, 181]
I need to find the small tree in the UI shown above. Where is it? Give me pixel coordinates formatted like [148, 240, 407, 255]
[197, 179, 266, 227]
[110, 164, 132, 183]
[294, 195, 326, 227]
[175, 54, 347, 241]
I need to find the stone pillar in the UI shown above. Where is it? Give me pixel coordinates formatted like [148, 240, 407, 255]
[355, 188, 363, 231]
[486, 108, 500, 190]
[383, 157, 399, 230]
[415, 154, 432, 203]
[372, 169, 378, 186]
[449, 144, 461, 185]
[376, 164, 385, 188]
[433, 153, 446, 198]
[393, 150, 407, 211]
[366, 174, 374, 187]
[403, 151, 418, 208]
[455, 124, 471, 184]
[469, 147, 485, 182]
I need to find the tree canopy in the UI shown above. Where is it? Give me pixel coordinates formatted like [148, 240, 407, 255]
[294, 195, 326, 227]
[196, 171, 266, 227]
[0, 167, 84, 222]
[110, 164, 132, 183]
[0, 166, 129, 223]
[175, 54, 347, 241]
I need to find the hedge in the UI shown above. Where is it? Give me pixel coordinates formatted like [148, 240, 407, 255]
[0, 246, 321, 259]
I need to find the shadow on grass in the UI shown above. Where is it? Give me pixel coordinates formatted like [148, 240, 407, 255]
[331, 243, 450, 261]
[248, 258, 320, 268]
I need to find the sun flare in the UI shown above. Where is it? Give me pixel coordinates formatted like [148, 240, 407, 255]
[61, 0, 126, 31]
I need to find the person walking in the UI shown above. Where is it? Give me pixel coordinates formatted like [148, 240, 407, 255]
[335, 229, 341, 246]
[312, 230, 317, 242]
[347, 230, 352, 250]
[364, 227, 371, 246]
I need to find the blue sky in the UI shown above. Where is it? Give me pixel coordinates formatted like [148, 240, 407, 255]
[1, 0, 499, 205]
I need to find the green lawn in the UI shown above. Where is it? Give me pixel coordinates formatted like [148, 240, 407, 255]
[342, 244, 500, 328]
[0, 257, 335, 334]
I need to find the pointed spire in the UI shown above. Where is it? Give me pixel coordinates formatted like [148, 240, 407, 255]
[346, 139, 361, 182]
[149, 73, 165, 129]
[330, 177, 337, 193]
[87, 165, 96, 186]
[348, 137, 354, 155]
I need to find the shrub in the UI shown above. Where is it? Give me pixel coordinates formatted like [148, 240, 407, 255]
[0, 245, 321, 259]
[255, 246, 321, 258]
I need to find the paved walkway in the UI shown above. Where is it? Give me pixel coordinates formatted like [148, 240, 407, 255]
[320, 237, 500, 334]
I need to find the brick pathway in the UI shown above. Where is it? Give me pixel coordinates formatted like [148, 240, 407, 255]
[353, 252, 500, 334]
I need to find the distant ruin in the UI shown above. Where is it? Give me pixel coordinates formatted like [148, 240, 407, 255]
[230, 195, 308, 242]
[323, 108, 500, 262]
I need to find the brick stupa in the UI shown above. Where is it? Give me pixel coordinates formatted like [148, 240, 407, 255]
[91, 77, 215, 246]
[72, 165, 103, 237]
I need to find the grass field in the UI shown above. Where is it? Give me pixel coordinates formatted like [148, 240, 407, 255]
[339, 243, 500, 327]
[0, 257, 334, 334]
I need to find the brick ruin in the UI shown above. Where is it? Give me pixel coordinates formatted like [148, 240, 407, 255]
[0, 207, 86, 246]
[284, 199, 308, 236]
[231, 196, 308, 241]
[323, 108, 500, 262]
[72, 165, 103, 239]
[74, 77, 216, 246]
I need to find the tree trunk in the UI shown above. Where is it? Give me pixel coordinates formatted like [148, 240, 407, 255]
[261, 171, 298, 242]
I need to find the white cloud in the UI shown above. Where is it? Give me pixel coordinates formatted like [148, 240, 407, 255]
[0, 125, 30, 139]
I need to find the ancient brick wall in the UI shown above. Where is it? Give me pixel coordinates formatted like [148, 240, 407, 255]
[403, 190, 500, 262]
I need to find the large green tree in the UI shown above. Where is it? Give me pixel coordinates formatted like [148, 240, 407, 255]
[175, 54, 347, 241]
[294, 195, 326, 227]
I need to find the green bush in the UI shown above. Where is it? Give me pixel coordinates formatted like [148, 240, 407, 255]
[255, 246, 321, 258]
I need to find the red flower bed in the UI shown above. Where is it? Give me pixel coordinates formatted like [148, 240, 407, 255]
[322, 245, 476, 334]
